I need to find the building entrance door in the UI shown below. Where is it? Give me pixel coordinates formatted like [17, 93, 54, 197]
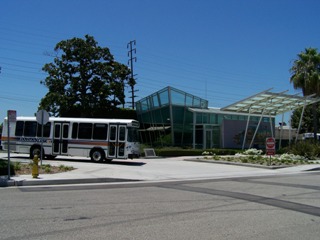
[204, 129, 213, 149]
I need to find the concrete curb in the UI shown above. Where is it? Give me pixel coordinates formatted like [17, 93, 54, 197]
[184, 158, 298, 169]
[0, 178, 15, 187]
[1, 177, 140, 187]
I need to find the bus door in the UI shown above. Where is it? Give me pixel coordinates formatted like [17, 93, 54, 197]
[53, 122, 70, 155]
[108, 124, 126, 159]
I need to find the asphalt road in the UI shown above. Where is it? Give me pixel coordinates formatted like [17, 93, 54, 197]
[1, 171, 320, 240]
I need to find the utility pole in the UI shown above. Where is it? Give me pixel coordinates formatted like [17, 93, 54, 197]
[127, 40, 138, 109]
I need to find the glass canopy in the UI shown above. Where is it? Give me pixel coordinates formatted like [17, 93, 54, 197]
[221, 89, 320, 115]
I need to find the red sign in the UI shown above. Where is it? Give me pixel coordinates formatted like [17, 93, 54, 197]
[266, 137, 275, 155]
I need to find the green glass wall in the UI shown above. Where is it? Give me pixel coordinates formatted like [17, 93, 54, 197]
[136, 86, 274, 149]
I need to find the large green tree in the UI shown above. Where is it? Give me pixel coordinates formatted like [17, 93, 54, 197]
[290, 47, 320, 138]
[39, 35, 131, 117]
[290, 104, 320, 133]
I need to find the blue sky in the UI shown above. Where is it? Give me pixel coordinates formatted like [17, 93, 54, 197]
[1, 0, 320, 124]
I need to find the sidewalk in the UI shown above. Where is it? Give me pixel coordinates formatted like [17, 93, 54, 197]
[1, 153, 320, 187]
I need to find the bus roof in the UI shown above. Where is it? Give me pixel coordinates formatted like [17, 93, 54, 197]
[4, 116, 138, 125]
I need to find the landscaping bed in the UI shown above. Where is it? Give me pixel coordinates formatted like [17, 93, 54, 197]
[0, 159, 74, 176]
[198, 149, 319, 168]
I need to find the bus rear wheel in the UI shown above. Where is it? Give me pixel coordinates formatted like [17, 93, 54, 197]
[90, 149, 105, 162]
[30, 146, 43, 159]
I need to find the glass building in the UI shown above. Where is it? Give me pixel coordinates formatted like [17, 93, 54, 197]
[136, 86, 274, 149]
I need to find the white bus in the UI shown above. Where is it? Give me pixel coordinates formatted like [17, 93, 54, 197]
[1, 117, 140, 162]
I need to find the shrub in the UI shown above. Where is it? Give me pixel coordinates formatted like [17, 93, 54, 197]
[58, 165, 73, 171]
[241, 158, 248, 163]
[156, 148, 203, 157]
[285, 141, 320, 160]
[279, 153, 306, 161]
[202, 151, 213, 155]
[41, 164, 51, 173]
[242, 148, 263, 155]
[154, 147, 240, 157]
[14, 162, 22, 171]
[0, 159, 15, 176]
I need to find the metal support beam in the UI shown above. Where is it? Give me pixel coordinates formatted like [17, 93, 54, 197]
[249, 110, 264, 149]
[296, 100, 307, 143]
[242, 106, 252, 150]
[168, 87, 175, 145]
[192, 112, 196, 149]
[278, 113, 284, 149]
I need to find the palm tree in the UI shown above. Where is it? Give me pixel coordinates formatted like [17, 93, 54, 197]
[290, 47, 320, 140]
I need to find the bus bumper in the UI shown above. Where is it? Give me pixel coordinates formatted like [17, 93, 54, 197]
[128, 153, 140, 159]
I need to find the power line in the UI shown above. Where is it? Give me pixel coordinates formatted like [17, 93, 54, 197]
[0, 25, 292, 110]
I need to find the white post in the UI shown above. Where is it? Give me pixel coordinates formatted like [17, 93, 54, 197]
[278, 113, 284, 149]
[242, 106, 252, 150]
[296, 100, 307, 143]
[7, 117, 10, 180]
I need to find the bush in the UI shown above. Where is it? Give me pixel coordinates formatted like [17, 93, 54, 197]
[156, 148, 203, 157]
[202, 149, 241, 156]
[285, 141, 320, 160]
[279, 153, 306, 161]
[14, 162, 22, 171]
[41, 164, 51, 173]
[58, 165, 73, 171]
[242, 148, 263, 155]
[0, 159, 15, 176]
[241, 158, 248, 163]
[153, 134, 172, 147]
[151, 147, 240, 157]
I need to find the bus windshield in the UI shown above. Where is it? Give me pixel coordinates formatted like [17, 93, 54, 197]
[127, 127, 139, 142]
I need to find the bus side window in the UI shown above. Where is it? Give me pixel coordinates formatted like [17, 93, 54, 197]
[78, 123, 93, 139]
[37, 122, 51, 137]
[72, 123, 78, 139]
[15, 121, 24, 136]
[110, 126, 117, 141]
[93, 124, 108, 140]
[43, 123, 51, 137]
[24, 121, 37, 137]
[119, 126, 126, 141]
[63, 124, 69, 138]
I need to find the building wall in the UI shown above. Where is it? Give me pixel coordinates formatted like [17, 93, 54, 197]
[222, 119, 273, 149]
[136, 86, 275, 149]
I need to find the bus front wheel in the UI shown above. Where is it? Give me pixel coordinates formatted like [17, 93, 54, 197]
[90, 149, 105, 162]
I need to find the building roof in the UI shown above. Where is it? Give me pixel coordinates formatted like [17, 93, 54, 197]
[188, 106, 270, 117]
[220, 89, 320, 116]
[136, 86, 208, 113]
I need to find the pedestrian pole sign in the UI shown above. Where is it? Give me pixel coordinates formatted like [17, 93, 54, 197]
[36, 110, 49, 165]
[7, 110, 17, 180]
[266, 137, 276, 156]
